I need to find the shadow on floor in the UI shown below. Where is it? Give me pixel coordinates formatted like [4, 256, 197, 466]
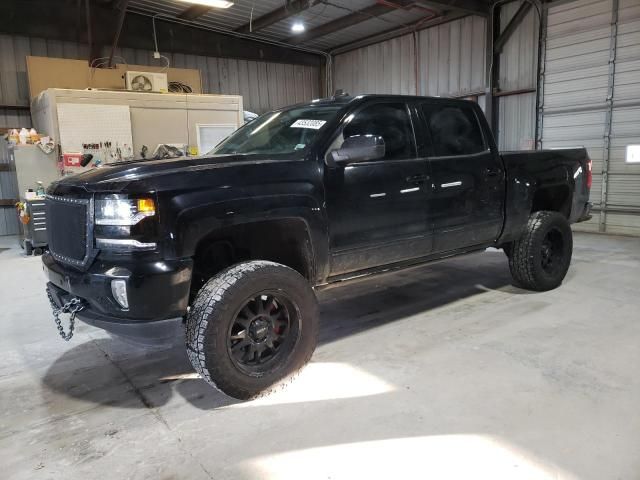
[41, 250, 521, 411]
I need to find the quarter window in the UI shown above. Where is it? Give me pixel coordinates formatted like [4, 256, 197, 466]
[339, 103, 416, 160]
[422, 104, 486, 156]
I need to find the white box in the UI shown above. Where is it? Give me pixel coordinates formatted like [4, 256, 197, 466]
[125, 71, 168, 93]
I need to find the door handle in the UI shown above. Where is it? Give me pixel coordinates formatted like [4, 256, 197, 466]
[485, 168, 501, 178]
[406, 174, 430, 184]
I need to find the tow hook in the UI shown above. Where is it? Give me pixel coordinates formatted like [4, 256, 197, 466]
[46, 286, 85, 341]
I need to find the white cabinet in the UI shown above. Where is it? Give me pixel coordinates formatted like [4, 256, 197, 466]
[31, 88, 244, 161]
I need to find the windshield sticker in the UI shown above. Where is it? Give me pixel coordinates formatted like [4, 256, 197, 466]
[290, 119, 327, 129]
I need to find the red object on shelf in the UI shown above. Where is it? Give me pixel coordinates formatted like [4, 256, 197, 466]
[63, 152, 82, 167]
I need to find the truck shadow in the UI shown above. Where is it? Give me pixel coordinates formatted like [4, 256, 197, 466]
[41, 250, 523, 411]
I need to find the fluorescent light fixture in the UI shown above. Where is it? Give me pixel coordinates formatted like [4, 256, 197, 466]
[176, 0, 234, 8]
[291, 21, 305, 33]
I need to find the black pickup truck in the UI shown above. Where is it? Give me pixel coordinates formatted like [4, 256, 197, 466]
[43, 94, 592, 399]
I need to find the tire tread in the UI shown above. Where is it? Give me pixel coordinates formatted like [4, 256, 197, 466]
[508, 211, 572, 291]
[186, 261, 318, 399]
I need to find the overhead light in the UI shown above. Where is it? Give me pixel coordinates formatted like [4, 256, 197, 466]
[291, 21, 305, 33]
[176, 0, 234, 8]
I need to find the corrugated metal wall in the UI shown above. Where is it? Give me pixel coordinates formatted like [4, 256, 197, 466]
[497, 1, 540, 151]
[0, 34, 321, 235]
[0, 34, 321, 130]
[418, 16, 487, 97]
[540, 0, 640, 236]
[333, 34, 417, 96]
[112, 46, 320, 114]
[607, 0, 640, 235]
[332, 12, 537, 151]
[333, 16, 487, 98]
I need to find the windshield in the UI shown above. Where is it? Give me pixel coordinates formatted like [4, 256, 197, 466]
[212, 105, 342, 155]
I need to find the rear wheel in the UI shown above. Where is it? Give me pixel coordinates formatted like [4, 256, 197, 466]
[186, 261, 319, 400]
[508, 211, 573, 291]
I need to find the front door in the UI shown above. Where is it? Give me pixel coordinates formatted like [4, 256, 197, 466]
[419, 101, 505, 252]
[325, 101, 432, 276]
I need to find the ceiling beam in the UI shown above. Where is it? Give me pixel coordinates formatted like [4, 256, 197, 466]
[108, 0, 130, 66]
[177, 4, 212, 21]
[414, 0, 488, 17]
[85, 0, 103, 63]
[286, 1, 412, 45]
[236, 0, 322, 34]
[494, 1, 532, 52]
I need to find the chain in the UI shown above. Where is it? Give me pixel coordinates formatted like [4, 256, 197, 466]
[46, 288, 85, 341]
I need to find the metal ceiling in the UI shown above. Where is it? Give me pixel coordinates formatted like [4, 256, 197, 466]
[126, 0, 490, 52]
[301, 7, 440, 50]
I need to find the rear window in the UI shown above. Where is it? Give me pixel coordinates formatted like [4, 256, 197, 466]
[422, 104, 486, 156]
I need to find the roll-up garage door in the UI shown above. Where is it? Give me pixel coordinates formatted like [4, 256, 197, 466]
[539, 0, 640, 235]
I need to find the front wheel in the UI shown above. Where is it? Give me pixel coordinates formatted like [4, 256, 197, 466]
[508, 211, 573, 291]
[186, 261, 319, 400]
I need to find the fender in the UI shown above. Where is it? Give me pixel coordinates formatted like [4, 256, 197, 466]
[165, 190, 330, 284]
[498, 150, 580, 244]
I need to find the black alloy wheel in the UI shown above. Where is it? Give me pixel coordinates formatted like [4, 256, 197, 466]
[228, 292, 297, 374]
[540, 227, 564, 276]
[508, 210, 573, 291]
[186, 260, 319, 399]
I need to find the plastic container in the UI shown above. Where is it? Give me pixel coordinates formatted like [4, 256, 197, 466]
[8, 129, 19, 145]
[18, 128, 29, 145]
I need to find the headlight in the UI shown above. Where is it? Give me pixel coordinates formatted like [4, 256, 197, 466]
[95, 197, 156, 225]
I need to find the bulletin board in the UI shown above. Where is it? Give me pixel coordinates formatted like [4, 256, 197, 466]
[56, 103, 133, 159]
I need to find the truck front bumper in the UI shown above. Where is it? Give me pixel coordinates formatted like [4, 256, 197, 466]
[43, 252, 193, 343]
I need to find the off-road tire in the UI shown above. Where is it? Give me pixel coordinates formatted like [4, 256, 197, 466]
[508, 211, 573, 291]
[186, 261, 319, 400]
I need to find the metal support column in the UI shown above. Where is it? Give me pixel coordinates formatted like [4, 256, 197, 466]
[485, 4, 500, 140]
[535, 1, 547, 150]
[600, 0, 619, 232]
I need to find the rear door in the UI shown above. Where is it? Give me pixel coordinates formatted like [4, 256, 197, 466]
[325, 100, 432, 276]
[419, 101, 505, 252]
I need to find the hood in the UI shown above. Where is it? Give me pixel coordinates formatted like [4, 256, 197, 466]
[51, 154, 287, 193]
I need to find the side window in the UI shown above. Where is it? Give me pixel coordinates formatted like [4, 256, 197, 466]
[422, 104, 486, 156]
[340, 103, 416, 160]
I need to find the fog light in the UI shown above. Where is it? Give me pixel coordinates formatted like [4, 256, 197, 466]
[111, 279, 129, 309]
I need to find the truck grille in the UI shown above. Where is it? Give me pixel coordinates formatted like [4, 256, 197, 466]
[46, 195, 91, 267]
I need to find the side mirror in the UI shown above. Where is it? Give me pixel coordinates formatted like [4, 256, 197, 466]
[327, 135, 385, 166]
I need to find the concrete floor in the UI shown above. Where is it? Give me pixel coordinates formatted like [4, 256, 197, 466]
[0, 232, 639, 480]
